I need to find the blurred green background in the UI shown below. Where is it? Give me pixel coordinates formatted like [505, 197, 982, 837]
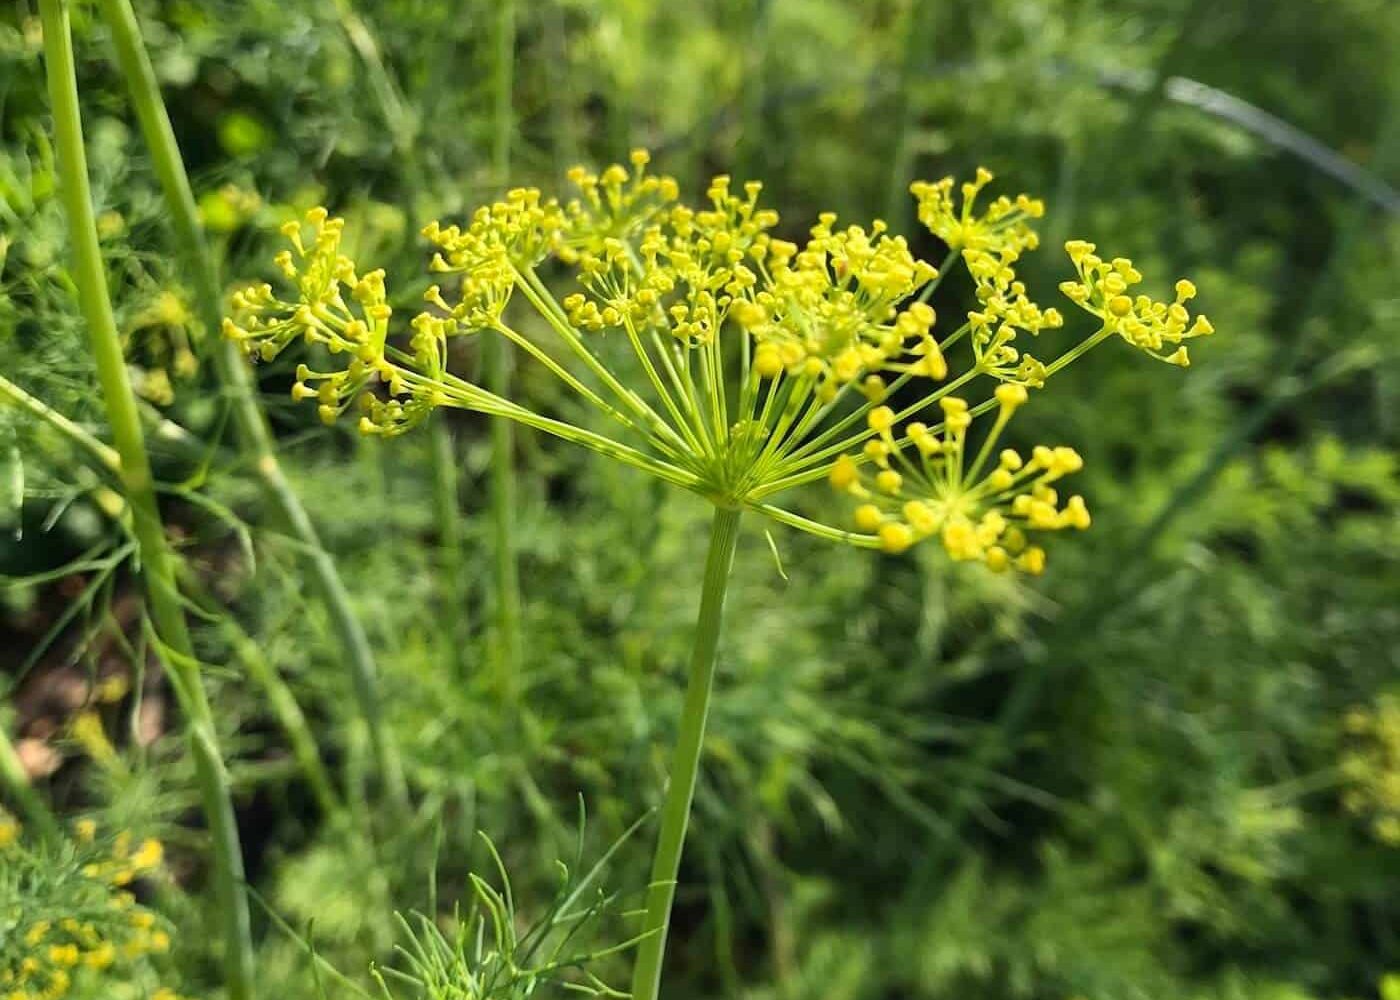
[2, 0, 1399, 997]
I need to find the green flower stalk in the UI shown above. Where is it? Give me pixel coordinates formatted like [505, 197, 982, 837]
[94, 0, 407, 811]
[225, 152, 1213, 997]
[39, 2, 255, 996]
[485, 0, 523, 691]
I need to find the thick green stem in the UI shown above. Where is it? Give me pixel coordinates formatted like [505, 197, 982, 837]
[95, 0, 407, 810]
[487, 0, 522, 691]
[0, 720, 62, 845]
[630, 506, 742, 1000]
[493, 0, 514, 186]
[39, 3, 255, 996]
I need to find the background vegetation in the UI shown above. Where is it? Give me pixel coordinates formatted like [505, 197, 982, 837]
[2, 0, 1398, 997]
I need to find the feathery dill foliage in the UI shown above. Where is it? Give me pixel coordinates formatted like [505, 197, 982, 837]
[0, 126, 202, 423]
[0, 816, 187, 1000]
[226, 152, 1211, 573]
[371, 831, 645, 1000]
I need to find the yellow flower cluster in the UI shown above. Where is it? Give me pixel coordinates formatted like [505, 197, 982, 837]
[225, 207, 443, 435]
[963, 247, 1064, 386]
[829, 385, 1090, 569]
[559, 148, 681, 257]
[740, 216, 942, 397]
[78, 828, 165, 887]
[1, 822, 176, 1000]
[560, 174, 944, 402]
[910, 168, 1044, 254]
[1342, 694, 1400, 845]
[564, 171, 780, 346]
[1060, 240, 1215, 366]
[424, 186, 565, 328]
[127, 288, 199, 407]
[226, 153, 1212, 569]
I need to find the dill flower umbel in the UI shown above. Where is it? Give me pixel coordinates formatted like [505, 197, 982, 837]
[830, 385, 1089, 569]
[1060, 240, 1214, 367]
[226, 156, 1210, 573]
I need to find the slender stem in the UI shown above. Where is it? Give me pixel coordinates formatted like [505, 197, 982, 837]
[516, 268, 684, 447]
[492, 318, 651, 439]
[0, 719, 62, 845]
[485, 0, 522, 693]
[916, 245, 961, 304]
[96, 0, 408, 810]
[181, 569, 340, 816]
[630, 506, 742, 1000]
[39, 4, 255, 996]
[621, 316, 702, 454]
[231, 627, 341, 816]
[749, 501, 880, 548]
[735, 0, 774, 180]
[410, 366, 700, 489]
[483, 333, 522, 698]
[753, 367, 984, 498]
[329, 0, 414, 150]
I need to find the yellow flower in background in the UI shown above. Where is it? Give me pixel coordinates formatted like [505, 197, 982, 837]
[69, 711, 117, 769]
[1, 821, 176, 996]
[1342, 693, 1400, 845]
[0, 812, 18, 850]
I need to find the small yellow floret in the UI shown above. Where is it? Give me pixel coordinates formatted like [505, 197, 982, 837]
[876, 469, 903, 494]
[853, 504, 883, 532]
[994, 383, 1028, 409]
[878, 521, 914, 553]
[829, 455, 859, 491]
[753, 343, 784, 378]
[868, 406, 896, 433]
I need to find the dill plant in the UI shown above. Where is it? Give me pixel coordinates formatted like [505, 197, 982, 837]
[226, 153, 1212, 998]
